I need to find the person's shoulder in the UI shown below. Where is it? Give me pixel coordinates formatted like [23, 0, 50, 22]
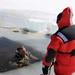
[26, 51, 31, 56]
[26, 51, 31, 54]
[51, 32, 63, 43]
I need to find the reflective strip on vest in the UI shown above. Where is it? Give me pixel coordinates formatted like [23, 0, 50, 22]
[57, 32, 68, 42]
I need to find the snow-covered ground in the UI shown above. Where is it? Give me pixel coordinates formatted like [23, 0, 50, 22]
[0, 28, 55, 75]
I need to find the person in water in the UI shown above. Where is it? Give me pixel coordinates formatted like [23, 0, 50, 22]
[9, 45, 39, 67]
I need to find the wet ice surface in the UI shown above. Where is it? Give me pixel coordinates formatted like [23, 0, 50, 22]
[0, 61, 55, 75]
[0, 28, 54, 75]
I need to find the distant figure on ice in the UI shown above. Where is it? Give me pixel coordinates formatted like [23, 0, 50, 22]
[9, 45, 39, 67]
[41, 7, 75, 75]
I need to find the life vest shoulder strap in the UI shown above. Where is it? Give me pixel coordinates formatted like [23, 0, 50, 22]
[55, 26, 75, 43]
[57, 32, 68, 42]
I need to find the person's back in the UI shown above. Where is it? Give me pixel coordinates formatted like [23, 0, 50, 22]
[42, 7, 75, 75]
[54, 25, 75, 75]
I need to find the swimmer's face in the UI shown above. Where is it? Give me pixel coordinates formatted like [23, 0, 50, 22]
[17, 46, 26, 57]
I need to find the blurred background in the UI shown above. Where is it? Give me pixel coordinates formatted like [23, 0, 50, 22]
[0, 0, 75, 34]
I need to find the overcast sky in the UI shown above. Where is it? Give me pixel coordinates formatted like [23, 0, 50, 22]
[0, 0, 75, 22]
[0, 0, 75, 13]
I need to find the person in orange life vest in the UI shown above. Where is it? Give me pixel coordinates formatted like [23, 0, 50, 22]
[42, 7, 75, 75]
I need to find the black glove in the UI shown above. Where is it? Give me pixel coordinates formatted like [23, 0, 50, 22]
[42, 65, 49, 75]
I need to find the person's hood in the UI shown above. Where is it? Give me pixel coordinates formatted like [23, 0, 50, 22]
[57, 7, 73, 28]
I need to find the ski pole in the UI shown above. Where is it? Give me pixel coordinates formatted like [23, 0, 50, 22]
[48, 59, 55, 75]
